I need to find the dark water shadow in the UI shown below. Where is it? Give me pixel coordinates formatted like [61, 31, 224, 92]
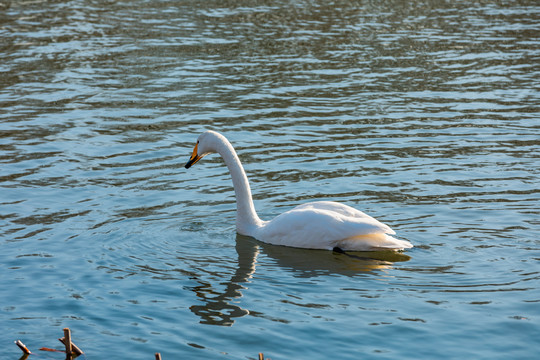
[188, 234, 411, 326]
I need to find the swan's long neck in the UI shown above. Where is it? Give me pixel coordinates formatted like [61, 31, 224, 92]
[216, 138, 262, 235]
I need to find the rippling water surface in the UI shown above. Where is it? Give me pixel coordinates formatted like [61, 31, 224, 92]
[1, 0, 539, 359]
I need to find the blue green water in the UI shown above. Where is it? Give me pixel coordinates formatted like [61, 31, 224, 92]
[1, 0, 539, 359]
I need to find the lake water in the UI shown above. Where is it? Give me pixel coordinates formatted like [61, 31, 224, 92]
[1, 0, 539, 359]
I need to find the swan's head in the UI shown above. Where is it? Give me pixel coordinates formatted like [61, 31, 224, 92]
[184, 131, 223, 169]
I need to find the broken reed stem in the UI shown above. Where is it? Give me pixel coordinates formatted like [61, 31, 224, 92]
[15, 340, 31, 354]
[63, 328, 72, 358]
[155, 353, 162, 360]
[59, 337, 84, 356]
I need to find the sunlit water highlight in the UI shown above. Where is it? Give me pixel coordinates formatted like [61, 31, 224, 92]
[1, 0, 539, 359]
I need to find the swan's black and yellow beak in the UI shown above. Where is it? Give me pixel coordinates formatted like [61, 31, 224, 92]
[185, 142, 202, 169]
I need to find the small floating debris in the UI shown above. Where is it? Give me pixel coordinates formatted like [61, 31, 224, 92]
[15, 327, 84, 360]
[14, 327, 272, 359]
[14, 340, 31, 355]
[59, 328, 84, 357]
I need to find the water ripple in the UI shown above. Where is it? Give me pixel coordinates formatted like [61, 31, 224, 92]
[1, 0, 539, 359]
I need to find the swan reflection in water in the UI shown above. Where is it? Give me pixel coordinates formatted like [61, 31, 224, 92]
[188, 234, 411, 326]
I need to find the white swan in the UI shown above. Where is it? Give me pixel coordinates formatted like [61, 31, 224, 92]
[185, 131, 413, 252]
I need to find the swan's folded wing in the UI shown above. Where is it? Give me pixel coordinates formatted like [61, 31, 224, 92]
[292, 201, 395, 235]
[256, 207, 395, 249]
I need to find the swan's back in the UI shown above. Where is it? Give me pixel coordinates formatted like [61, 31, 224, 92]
[252, 201, 411, 251]
[292, 201, 395, 234]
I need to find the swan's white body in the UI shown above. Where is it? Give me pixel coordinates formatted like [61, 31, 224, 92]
[185, 131, 412, 251]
